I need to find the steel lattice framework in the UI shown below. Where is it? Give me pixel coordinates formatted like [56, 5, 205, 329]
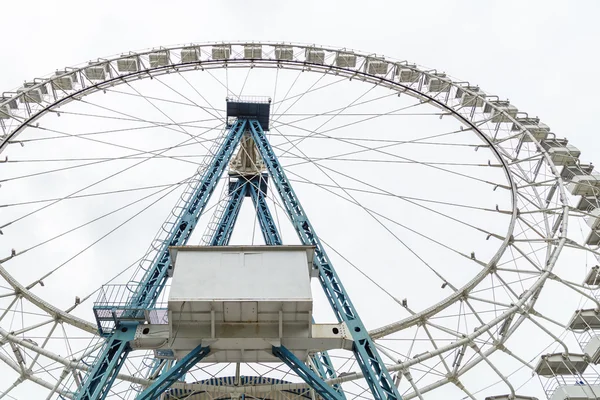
[0, 41, 599, 400]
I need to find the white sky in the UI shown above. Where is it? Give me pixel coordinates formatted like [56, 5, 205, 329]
[1, 1, 600, 399]
[1, 0, 598, 161]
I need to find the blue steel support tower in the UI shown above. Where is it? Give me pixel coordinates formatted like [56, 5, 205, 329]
[80, 99, 402, 400]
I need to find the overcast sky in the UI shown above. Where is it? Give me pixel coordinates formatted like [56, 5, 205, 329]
[2, 0, 599, 163]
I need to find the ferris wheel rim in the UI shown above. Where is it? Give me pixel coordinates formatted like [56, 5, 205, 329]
[0, 40, 564, 348]
[0, 41, 578, 399]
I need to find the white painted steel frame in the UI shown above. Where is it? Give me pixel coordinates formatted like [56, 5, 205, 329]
[0, 41, 579, 399]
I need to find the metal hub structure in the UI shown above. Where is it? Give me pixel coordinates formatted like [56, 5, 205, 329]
[0, 42, 599, 400]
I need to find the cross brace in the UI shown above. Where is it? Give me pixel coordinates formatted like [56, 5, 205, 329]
[75, 323, 136, 400]
[273, 346, 343, 400]
[137, 345, 210, 400]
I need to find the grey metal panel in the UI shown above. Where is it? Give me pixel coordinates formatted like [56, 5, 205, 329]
[550, 384, 600, 400]
[569, 309, 600, 330]
[169, 247, 313, 303]
[274, 46, 293, 61]
[534, 353, 588, 376]
[584, 335, 600, 363]
[584, 266, 600, 286]
[568, 175, 600, 196]
[181, 47, 199, 63]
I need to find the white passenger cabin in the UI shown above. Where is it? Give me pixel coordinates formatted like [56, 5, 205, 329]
[550, 384, 600, 400]
[541, 138, 581, 166]
[513, 117, 550, 142]
[534, 353, 588, 376]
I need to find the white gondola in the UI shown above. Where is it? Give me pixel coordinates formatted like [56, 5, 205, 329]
[456, 86, 484, 107]
[117, 57, 139, 72]
[274, 45, 294, 61]
[85, 65, 107, 80]
[0, 97, 18, 110]
[211, 45, 231, 60]
[562, 164, 595, 181]
[395, 64, 420, 83]
[244, 45, 262, 59]
[51, 74, 73, 91]
[484, 100, 518, 123]
[513, 117, 550, 142]
[485, 395, 538, 400]
[0, 105, 9, 119]
[586, 208, 600, 230]
[584, 335, 600, 364]
[149, 51, 169, 67]
[17, 87, 42, 103]
[335, 52, 357, 68]
[180, 47, 199, 63]
[576, 197, 599, 212]
[534, 353, 589, 377]
[549, 384, 600, 400]
[366, 58, 389, 75]
[567, 175, 600, 196]
[584, 266, 600, 286]
[306, 48, 325, 64]
[24, 82, 47, 95]
[585, 230, 600, 246]
[0, 97, 17, 118]
[541, 138, 581, 166]
[568, 309, 600, 330]
[425, 73, 450, 92]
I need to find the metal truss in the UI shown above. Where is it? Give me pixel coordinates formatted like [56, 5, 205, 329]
[272, 345, 344, 400]
[208, 173, 345, 397]
[129, 118, 249, 310]
[79, 117, 400, 400]
[208, 177, 248, 246]
[136, 345, 210, 400]
[0, 41, 593, 400]
[77, 119, 248, 400]
[248, 119, 402, 400]
[75, 323, 137, 400]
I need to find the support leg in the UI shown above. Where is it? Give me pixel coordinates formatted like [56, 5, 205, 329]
[250, 119, 401, 400]
[136, 345, 210, 400]
[272, 346, 343, 400]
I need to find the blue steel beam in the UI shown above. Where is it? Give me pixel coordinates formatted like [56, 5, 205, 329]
[136, 345, 210, 400]
[246, 177, 345, 395]
[311, 352, 344, 394]
[214, 175, 345, 397]
[209, 178, 247, 246]
[130, 118, 249, 309]
[246, 175, 283, 246]
[77, 120, 248, 400]
[75, 323, 137, 400]
[272, 346, 343, 400]
[248, 119, 402, 400]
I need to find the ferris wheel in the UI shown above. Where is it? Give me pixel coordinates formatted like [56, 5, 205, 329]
[0, 41, 599, 400]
